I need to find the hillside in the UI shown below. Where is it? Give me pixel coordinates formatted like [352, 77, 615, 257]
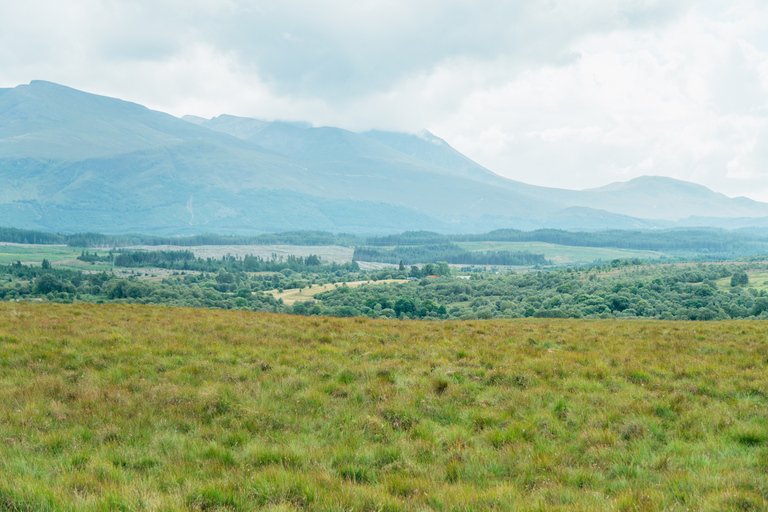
[2, 81, 768, 234]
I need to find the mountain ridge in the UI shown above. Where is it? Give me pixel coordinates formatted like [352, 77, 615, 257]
[1, 80, 767, 234]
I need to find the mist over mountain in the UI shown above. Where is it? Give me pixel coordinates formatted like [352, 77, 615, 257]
[2, 81, 767, 235]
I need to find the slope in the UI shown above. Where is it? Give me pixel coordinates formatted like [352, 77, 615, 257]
[3, 81, 768, 235]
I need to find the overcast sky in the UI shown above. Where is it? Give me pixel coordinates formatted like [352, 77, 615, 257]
[2, 0, 768, 200]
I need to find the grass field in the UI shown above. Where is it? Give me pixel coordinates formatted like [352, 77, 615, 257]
[266, 280, 409, 305]
[0, 244, 83, 266]
[1, 303, 766, 511]
[456, 241, 667, 264]
[715, 271, 768, 293]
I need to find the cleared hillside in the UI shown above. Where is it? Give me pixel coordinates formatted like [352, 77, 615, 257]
[0, 303, 765, 511]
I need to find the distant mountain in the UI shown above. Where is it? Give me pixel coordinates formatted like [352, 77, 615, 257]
[180, 115, 207, 125]
[197, 114, 565, 221]
[2, 81, 768, 235]
[578, 176, 768, 220]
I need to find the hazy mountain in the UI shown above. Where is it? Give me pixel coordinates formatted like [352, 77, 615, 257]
[574, 176, 768, 220]
[2, 81, 768, 235]
[0, 82, 445, 234]
[197, 114, 566, 221]
[180, 115, 208, 125]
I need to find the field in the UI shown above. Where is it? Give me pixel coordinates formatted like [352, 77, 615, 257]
[266, 280, 409, 305]
[715, 271, 768, 293]
[1, 304, 766, 511]
[455, 241, 666, 265]
[0, 243, 83, 266]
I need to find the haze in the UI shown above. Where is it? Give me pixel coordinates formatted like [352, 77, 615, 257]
[2, 0, 767, 200]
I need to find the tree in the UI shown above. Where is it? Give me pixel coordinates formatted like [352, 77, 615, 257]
[731, 270, 749, 287]
[394, 297, 416, 316]
[399, 260, 405, 271]
[34, 274, 61, 294]
[41, 259, 51, 270]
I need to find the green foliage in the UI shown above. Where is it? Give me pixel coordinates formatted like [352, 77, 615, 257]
[353, 243, 549, 266]
[731, 270, 749, 287]
[310, 260, 767, 320]
[5, 254, 768, 323]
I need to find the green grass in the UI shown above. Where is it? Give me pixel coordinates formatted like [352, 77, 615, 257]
[715, 270, 768, 293]
[0, 244, 85, 266]
[456, 241, 667, 264]
[0, 303, 767, 510]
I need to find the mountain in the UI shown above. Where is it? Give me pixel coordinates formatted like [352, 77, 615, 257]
[2, 80, 768, 235]
[575, 176, 768, 220]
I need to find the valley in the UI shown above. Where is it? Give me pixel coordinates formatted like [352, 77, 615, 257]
[2, 80, 768, 511]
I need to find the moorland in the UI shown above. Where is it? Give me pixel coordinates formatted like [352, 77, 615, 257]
[1, 303, 766, 511]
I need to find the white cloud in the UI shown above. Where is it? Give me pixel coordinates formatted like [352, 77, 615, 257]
[1, 0, 768, 201]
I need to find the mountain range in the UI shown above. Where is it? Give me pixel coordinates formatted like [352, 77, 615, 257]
[2, 80, 768, 235]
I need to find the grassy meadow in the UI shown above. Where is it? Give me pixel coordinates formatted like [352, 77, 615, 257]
[0, 303, 767, 511]
[715, 270, 768, 293]
[0, 244, 83, 267]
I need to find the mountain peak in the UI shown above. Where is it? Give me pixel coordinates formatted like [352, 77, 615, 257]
[587, 175, 715, 194]
[181, 114, 208, 125]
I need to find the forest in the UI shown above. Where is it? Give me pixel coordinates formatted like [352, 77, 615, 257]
[3, 252, 768, 322]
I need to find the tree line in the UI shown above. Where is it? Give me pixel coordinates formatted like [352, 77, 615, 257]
[363, 229, 768, 256]
[353, 243, 549, 266]
[5, 226, 768, 258]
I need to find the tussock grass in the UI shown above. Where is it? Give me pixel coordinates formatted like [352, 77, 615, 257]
[0, 303, 767, 510]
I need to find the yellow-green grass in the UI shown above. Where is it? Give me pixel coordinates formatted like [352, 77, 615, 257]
[0, 304, 766, 511]
[266, 280, 408, 305]
[456, 241, 667, 264]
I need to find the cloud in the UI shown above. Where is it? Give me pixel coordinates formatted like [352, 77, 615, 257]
[1, 0, 768, 201]
[427, 1, 768, 199]
[0, 0, 689, 100]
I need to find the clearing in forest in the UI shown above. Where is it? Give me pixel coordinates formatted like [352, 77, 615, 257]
[266, 279, 408, 304]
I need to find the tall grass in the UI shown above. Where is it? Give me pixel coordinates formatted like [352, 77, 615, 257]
[0, 303, 766, 510]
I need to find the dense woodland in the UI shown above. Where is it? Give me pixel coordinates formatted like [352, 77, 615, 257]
[3, 253, 768, 321]
[352, 243, 549, 266]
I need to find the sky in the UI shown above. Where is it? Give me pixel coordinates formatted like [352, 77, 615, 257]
[2, 0, 768, 200]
